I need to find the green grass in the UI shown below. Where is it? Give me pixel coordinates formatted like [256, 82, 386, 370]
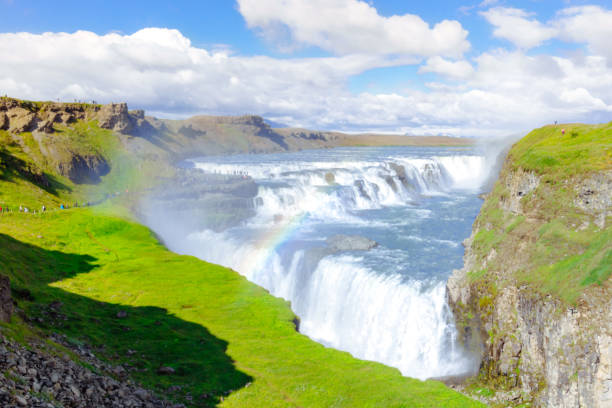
[467, 122, 611, 304]
[0, 121, 171, 211]
[508, 122, 612, 181]
[520, 227, 612, 303]
[0, 208, 482, 407]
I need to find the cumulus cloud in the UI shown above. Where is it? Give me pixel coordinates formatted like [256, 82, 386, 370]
[480, 7, 557, 49]
[479, 0, 498, 7]
[418, 57, 474, 80]
[481, 5, 612, 61]
[236, 0, 470, 58]
[0, 28, 413, 115]
[556, 6, 612, 62]
[0, 27, 611, 137]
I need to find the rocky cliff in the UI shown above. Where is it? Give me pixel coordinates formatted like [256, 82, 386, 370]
[0, 97, 137, 134]
[0, 98, 129, 184]
[447, 123, 611, 407]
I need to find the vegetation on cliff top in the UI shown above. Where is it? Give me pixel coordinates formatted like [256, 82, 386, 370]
[470, 122, 611, 304]
[509, 122, 611, 179]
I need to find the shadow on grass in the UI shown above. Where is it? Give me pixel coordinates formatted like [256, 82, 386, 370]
[0, 233, 252, 407]
[0, 148, 72, 196]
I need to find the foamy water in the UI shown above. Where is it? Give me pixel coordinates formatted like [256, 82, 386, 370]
[145, 146, 488, 380]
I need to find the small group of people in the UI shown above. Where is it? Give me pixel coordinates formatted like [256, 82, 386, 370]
[17, 204, 45, 214]
[0, 203, 61, 214]
[1, 187, 132, 216]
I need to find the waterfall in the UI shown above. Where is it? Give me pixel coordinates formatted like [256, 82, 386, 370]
[145, 147, 486, 380]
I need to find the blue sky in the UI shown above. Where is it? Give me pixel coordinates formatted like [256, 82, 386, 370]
[0, 0, 611, 136]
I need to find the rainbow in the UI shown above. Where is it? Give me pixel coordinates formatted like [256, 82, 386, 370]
[238, 213, 309, 277]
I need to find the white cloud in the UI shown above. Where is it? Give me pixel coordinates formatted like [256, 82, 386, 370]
[481, 5, 612, 62]
[480, 7, 557, 49]
[555, 6, 612, 62]
[236, 0, 470, 58]
[0, 28, 611, 138]
[419, 57, 474, 80]
[479, 0, 498, 7]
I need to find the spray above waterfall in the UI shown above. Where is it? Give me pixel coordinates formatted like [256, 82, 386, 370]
[143, 146, 490, 380]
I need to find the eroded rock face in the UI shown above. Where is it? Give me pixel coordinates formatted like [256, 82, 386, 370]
[7, 108, 37, 133]
[0, 98, 142, 136]
[0, 99, 121, 184]
[56, 153, 110, 184]
[500, 168, 540, 214]
[97, 103, 132, 133]
[575, 170, 612, 229]
[0, 99, 95, 134]
[0, 113, 8, 130]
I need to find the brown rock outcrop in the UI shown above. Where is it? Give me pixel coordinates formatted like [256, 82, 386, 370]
[0, 113, 8, 130]
[97, 103, 132, 133]
[7, 108, 37, 133]
[56, 153, 110, 184]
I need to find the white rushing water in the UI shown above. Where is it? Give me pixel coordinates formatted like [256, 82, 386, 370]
[147, 146, 489, 380]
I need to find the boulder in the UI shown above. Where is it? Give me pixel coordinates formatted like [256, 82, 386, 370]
[157, 366, 176, 375]
[327, 235, 378, 252]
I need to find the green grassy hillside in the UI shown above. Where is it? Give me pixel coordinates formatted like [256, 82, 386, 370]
[0, 123, 168, 211]
[0, 206, 482, 407]
[469, 122, 611, 304]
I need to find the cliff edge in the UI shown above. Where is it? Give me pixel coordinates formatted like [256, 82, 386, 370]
[447, 123, 611, 407]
